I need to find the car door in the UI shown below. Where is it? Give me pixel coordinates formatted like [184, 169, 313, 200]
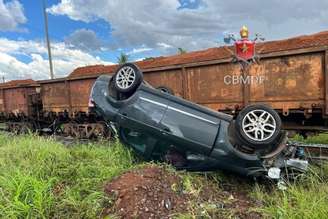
[117, 90, 170, 157]
[117, 90, 169, 132]
[159, 99, 222, 155]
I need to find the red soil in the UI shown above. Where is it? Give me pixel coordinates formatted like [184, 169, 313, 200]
[103, 166, 262, 219]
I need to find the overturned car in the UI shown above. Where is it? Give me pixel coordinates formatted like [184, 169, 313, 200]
[90, 63, 307, 179]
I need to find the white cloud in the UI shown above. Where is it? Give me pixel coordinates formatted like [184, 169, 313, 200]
[157, 42, 173, 49]
[0, 38, 114, 80]
[48, 0, 222, 52]
[0, 0, 26, 31]
[65, 28, 103, 51]
[127, 47, 152, 55]
[47, 0, 96, 22]
[48, 0, 328, 54]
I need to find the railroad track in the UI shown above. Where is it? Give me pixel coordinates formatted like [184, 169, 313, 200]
[288, 141, 328, 161]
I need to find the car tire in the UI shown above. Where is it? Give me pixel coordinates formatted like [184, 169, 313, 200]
[157, 86, 174, 95]
[235, 104, 282, 149]
[114, 63, 143, 93]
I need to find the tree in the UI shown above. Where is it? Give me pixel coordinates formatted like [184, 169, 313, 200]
[143, 57, 155, 61]
[117, 53, 129, 64]
[177, 48, 187, 54]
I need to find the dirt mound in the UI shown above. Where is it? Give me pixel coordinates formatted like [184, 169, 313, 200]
[104, 166, 189, 218]
[104, 166, 262, 219]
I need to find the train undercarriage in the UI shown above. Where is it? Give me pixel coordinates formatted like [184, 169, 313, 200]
[1, 111, 112, 139]
[1, 107, 328, 139]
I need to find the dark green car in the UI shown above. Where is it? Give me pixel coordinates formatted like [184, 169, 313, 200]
[90, 63, 306, 178]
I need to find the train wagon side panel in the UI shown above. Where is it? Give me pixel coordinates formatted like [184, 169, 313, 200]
[4, 87, 28, 115]
[2, 87, 38, 116]
[158, 52, 325, 117]
[0, 89, 5, 113]
[144, 69, 184, 98]
[185, 63, 243, 111]
[41, 81, 70, 113]
[69, 78, 96, 113]
[248, 53, 324, 114]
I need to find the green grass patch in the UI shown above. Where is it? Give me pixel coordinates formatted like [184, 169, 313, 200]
[252, 164, 328, 219]
[250, 133, 328, 219]
[0, 134, 135, 218]
[292, 133, 328, 144]
[0, 133, 328, 218]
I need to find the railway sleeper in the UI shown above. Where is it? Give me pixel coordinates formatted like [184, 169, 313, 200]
[288, 141, 328, 162]
[62, 122, 110, 139]
[6, 122, 33, 134]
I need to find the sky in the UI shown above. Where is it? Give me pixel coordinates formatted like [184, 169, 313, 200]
[0, 0, 327, 80]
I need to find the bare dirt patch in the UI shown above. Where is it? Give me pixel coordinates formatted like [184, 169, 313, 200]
[104, 166, 262, 219]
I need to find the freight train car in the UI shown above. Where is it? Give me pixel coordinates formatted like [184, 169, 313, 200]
[38, 74, 112, 138]
[0, 79, 42, 133]
[67, 31, 328, 137]
[1, 31, 328, 138]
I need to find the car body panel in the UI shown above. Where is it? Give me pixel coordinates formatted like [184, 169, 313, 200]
[160, 100, 221, 153]
[90, 74, 284, 176]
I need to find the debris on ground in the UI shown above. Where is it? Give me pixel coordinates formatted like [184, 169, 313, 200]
[104, 166, 262, 219]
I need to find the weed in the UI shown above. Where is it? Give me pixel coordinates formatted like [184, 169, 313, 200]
[1, 133, 328, 218]
[0, 134, 135, 218]
[251, 133, 328, 219]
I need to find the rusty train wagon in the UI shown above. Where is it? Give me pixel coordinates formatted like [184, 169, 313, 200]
[1, 31, 328, 137]
[39, 71, 112, 138]
[0, 79, 42, 132]
[65, 31, 328, 136]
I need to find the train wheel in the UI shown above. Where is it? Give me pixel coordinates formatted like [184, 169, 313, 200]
[62, 123, 72, 137]
[19, 122, 33, 134]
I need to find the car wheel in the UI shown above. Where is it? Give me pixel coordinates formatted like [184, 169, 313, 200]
[157, 86, 174, 95]
[114, 63, 143, 93]
[235, 104, 282, 149]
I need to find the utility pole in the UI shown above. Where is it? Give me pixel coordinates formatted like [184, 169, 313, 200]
[42, 0, 54, 79]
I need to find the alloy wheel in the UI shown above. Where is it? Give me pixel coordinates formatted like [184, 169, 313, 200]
[241, 109, 276, 141]
[115, 66, 136, 90]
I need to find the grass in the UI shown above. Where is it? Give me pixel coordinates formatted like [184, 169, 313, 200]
[252, 164, 328, 219]
[292, 133, 328, 144]
[0, 133, 328, 218]
[0, 133, 135, 218]
[251, 133, 328, 219]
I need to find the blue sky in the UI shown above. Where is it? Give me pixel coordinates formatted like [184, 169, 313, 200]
[0, 0, 327, 80]
[2, 0, 150, 63]
[3, 0, 202, 63]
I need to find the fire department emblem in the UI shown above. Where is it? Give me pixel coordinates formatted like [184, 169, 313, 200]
[235, 26, 255, 61]
[235, 40, 255, 61]
[224, 26, 264, 65]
